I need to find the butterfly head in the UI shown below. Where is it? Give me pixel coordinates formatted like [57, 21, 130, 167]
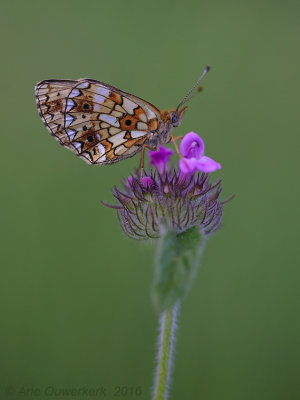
[170, 107, 187, 127]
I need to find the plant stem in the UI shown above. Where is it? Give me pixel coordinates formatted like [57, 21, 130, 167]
[152, 302, 179, 400]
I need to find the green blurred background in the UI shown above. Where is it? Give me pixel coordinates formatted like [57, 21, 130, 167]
[1, 0, 299, 399]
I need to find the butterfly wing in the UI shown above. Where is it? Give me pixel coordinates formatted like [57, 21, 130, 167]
[35, 79, 161, 164]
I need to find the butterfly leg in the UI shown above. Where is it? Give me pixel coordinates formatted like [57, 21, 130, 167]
[139, 144, 156, 177]
[169, 135, 191, 171]
[169, 135, 183, 158]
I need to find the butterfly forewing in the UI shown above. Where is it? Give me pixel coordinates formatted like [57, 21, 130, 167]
[35, 79, 162, 165]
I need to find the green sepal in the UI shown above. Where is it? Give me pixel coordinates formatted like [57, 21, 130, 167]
[151, 226, 204, 312]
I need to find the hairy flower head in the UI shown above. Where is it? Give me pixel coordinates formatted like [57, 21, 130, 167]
[103, 133, 228, 240]
[105, 171, 223, 240]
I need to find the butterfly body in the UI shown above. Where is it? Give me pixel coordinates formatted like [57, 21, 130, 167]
[35, 78, 186, 165]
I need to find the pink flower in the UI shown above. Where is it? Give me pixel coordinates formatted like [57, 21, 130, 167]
[148, 146, 174, 174]
[179, 132, 221, 175]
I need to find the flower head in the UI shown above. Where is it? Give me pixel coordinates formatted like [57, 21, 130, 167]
[103, 132, 230, 240]
[179, 132, 221, 175]
[148, 146, 174, 174]
[105, 169, 223, 240]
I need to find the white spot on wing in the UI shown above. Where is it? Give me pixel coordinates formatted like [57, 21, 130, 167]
[73, 142, 81, 152]
[98, 143, 106, 156]
[65, 114, 75, 127]
[77, 82, 90, 89]
[69, 89, 80, 98]
[97, 154, 107, 162]
[67, 129, 76, 140]
[66, 99, 76, 111]
[94, 94, 106, 104]
[137, 122, 148, 130]
[99, 114, 120, 127]
[131, 130, 146, 138]
[138, 112, 147, 122]
[96, 144, 107, 162]
[96, 87, 110, 97]
[144, 107, 157, 120]
[122, 98, 137, 114]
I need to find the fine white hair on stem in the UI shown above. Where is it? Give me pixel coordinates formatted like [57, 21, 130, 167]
[152, 302, 180, 400]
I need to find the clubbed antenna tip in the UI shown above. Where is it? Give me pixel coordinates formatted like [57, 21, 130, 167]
[176, 64, 211, 111]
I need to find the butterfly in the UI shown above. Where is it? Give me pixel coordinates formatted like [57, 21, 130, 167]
[35, 66, 210, 165]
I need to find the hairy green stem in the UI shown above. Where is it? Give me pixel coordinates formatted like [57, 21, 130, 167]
[152, 302, 179, 400]
[152, 228, 207, 399]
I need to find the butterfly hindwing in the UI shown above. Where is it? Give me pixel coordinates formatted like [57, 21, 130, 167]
[35, 79, 161, 165]
[35, 80, 76, 147]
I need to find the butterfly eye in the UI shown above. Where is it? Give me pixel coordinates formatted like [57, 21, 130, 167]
[171, 112, 179, 125]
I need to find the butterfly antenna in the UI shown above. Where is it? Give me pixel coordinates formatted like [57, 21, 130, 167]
[180, 85, 204, 106]
[176, 65, 210, 111]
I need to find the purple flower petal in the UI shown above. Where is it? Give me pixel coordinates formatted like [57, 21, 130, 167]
[197, 156, 221, 173]
[179, 157, 200, 175]
[179, 156, 221, 175]
[179, 132, 221, 176]
[180, 132, 205, 159]
[148, 146, 174, 173]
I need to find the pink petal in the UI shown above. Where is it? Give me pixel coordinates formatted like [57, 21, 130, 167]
[179, 157, 200, 175]
[197, 156, 221, 173]
[180, 132, 205, 159]
[148, 146, 174, 173]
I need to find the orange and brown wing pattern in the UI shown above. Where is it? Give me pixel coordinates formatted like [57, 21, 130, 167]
[35, 79, 161, 165]
[35, 79, 76, 146]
